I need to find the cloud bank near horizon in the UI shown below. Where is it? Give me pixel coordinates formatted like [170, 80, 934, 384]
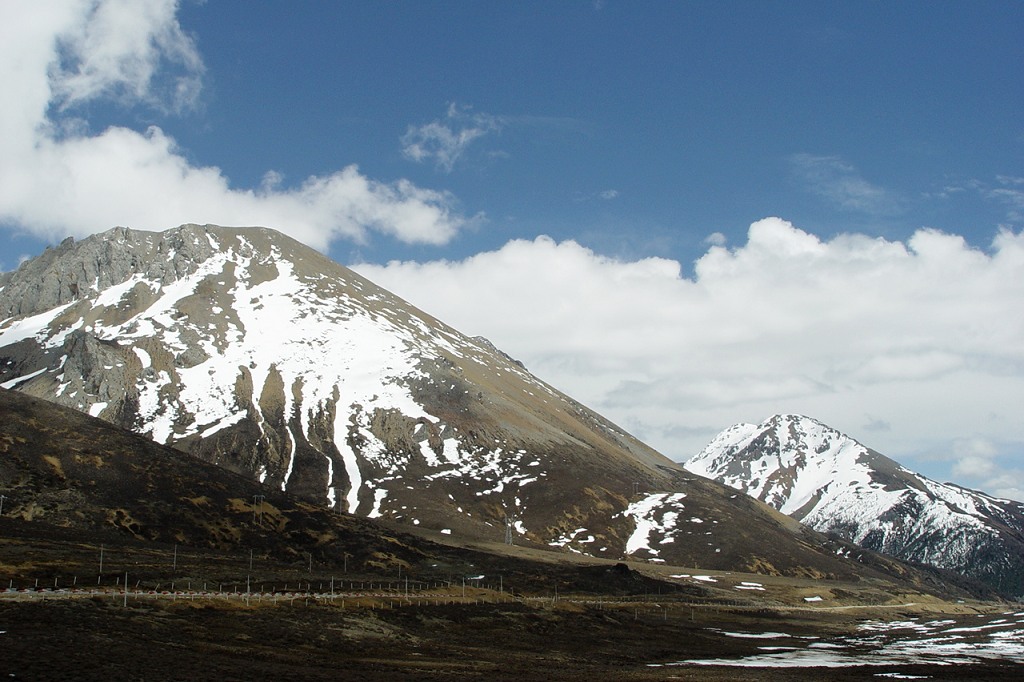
[0, 0, 467, 250]
[355, 218, 1024, 500]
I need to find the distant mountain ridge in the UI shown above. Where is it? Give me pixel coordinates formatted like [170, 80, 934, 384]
[0, 224, 904, 581]
[686, 414, 1024, 596]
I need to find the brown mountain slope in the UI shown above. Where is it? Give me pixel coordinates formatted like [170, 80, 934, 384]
[0, 386, 995, 603]
[0, 225, 995, 589]
[1, 389, 1016, 682]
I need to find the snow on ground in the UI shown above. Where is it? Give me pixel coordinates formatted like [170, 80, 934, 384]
[735, 582, 765, 591]
[620, 492, 687, 558]
[0, 366, 48, 389]
[670, 574, 720, 584]
[0, 302, 77, 347]
[132, 347, 151, 368]
[548, 528, 591, 550]
[653, 612, 1024, 668]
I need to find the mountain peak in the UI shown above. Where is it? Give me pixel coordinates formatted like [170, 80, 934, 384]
[687, 415, 1024, 596]
[688, 413, 865, 516]
[3, 224, 880, 579]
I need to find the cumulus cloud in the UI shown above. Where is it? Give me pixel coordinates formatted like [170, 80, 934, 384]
[790, 153, 902, 215]
[0, 0, 467, 249]
[401, 103, 503, 173]
[355, 218, 1024, 497]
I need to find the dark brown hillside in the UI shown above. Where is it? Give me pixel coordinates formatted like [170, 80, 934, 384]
[3, 386, 1017, 681]
[0, 386, 790, 594]
[0, 386, 995, 603]
[0, 386, 428, 572]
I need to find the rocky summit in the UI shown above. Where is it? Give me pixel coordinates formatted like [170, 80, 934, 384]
[686, 414, 1024, 597]
[0, 223, 896, 580]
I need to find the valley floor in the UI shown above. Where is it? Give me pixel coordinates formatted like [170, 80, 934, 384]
[1, 520, 1021, 681]
[1, 595, 1022, 681]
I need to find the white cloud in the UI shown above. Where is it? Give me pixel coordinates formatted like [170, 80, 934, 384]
[934, 175, 1024, 227]
[401, 103, 503, 173]
[953, 456, 997, 481]
[574, 188, 621, 203]
[48, 0, 203, 111]
[951, 437, 999, 479]
[355, 218, 1024, 498]
[944, 437, 1024, 500]
[790, 153, 902, 215]
[988, 175, 1024, 222]
[979, 472, 1024, 502]
[0, 0, 467, 249]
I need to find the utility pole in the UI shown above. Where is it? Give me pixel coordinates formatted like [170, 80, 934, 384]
[252, 494, 265, 526]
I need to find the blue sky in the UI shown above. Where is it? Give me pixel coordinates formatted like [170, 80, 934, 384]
[1, 1, 1023, 497]
[6, 1, 1018, 267]
[198, 1, 1021, 265]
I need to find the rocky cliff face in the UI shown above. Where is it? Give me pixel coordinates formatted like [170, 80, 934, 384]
[686, 414, 1024, 596]
[0, 225, 931, 581]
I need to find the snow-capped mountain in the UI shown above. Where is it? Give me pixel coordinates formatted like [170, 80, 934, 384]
[686, 414, 1024, 596]
[0, 224, 893, 579]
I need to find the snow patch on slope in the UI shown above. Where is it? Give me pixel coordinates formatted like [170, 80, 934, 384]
[621, 492, 688, 559]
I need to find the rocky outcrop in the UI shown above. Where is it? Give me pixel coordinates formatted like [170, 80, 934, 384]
[0, 226, 220, 318]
